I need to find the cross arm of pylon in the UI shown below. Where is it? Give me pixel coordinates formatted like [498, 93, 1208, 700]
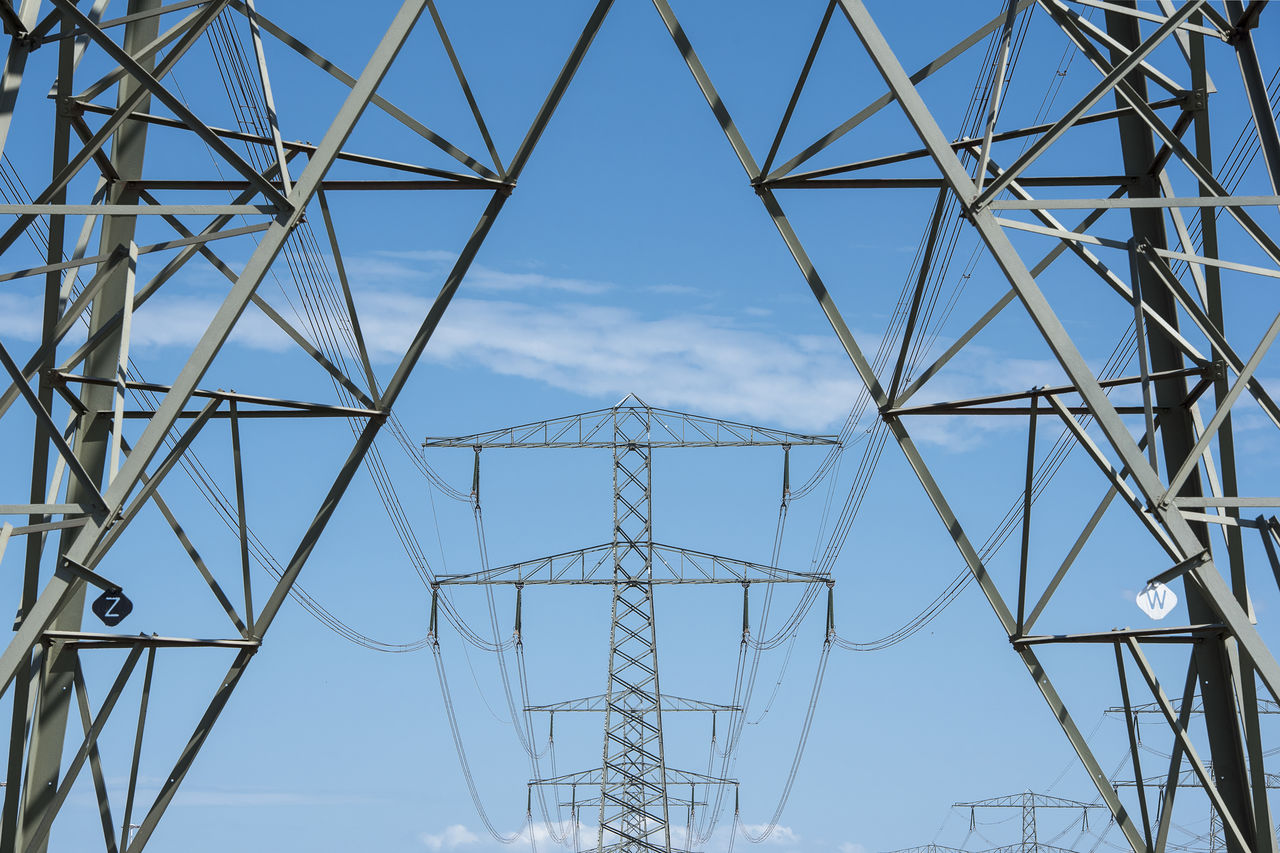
[1113, 767, 1280, 789]
[434, 541, 827, 585]
[423, 397, 838, 448]
[531, 767, 736, 788]
[954, 792, 1108, 809]
[525, 693, 739, 713]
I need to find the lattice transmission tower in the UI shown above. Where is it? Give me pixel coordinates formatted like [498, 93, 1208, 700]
[424, 396, 835, 853]
[954, 792, 1108, 853]
[1, 1, 1280, 852]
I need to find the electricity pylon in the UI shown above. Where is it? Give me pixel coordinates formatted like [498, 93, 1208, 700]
[1116, 767, 1280, 853]
[2, 2, 1280, 852]
[954, 792, 1108, 853]
[424, 395, 836, 853]
[648, 3, 1280, 853]
[0, 2, 601, 851]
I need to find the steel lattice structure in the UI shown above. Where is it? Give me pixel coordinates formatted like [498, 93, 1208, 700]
[954, 793, 1108, 853]
[0, 1, 1276, 852]
[425, 397, 834, 853]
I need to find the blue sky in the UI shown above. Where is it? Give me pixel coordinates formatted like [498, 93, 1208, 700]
[2, 1, 1280, 852]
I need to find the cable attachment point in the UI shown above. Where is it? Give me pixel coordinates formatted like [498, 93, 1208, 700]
[514, 582, 523, 646]
[825, 580, 835, 644]
[782, 444, 791, 506]
[428, 584, 439, 647]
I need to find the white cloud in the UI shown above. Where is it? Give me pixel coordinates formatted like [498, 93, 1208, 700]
[739, 823, 801, 845]
[371, 251, 612, 294]
[0, 250, 1083, 447]
[420, 824, 480, 851]
[355, 292, 863, 432]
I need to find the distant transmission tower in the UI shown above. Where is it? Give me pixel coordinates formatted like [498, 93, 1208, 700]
[1115, 767, 1280, 853]
[953, 792, 1108, 853]
[424, 395, 836, 853]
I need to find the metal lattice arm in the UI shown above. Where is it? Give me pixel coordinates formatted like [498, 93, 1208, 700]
[434, 542, 828, 586]
[422, 395, 838, 448]
[531, 767, 736, 788]
[954, 793, 1106, 809]
[525, 693, 738, 713]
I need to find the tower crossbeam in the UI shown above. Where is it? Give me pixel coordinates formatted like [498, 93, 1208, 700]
[526, 694, 738, 714]
[421, 397, 838, 449]
[434, 542, 826, 586]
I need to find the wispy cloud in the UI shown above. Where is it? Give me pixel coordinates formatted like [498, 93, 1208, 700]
[356, 292, 862, 431]
[371, 251, 613, 294]
[0, 250, 1078, 447]
[420, 824, 480, 851]
[739, 823, 801, 845]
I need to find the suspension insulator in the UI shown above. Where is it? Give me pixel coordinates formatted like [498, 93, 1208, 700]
[514, 583, 523, 643]
[782, 444, 791, 503]
[471, 446, 481, 503]
[429, 585, 439, 640]
[825, 581, 835, 641]
[741, 582, 750, 642]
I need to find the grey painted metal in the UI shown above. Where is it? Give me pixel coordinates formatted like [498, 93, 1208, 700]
[0, 0, 562, 848]
[527, 695, 739, 714]
[424, 402, 836, 448]
[425, 397, 826, 852]
[2, 2, 1280, 851]
[434, 542, 826, 586]
[1222, 0, 1280, 195]
[829, 6, 1280, 850]
[955, 792, 1107, 853]
[1100, 11, 1256, 848]
[598, 403, 671, 853]
[15, 5, 158, 850]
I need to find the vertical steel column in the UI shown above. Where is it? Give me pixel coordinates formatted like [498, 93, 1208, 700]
[1221, 0, 1280, 194]
[1102, 8, 1255, 852]
[15, 5, 158, 852]
[598, 405, 671, 853]
[1189, 12, 1278, 849]
[1, 4, 62, 848]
